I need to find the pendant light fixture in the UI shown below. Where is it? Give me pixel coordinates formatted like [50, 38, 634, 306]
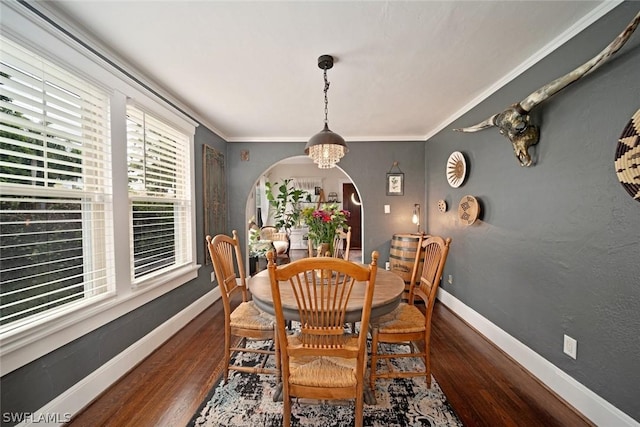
[305, 54, 348, 169]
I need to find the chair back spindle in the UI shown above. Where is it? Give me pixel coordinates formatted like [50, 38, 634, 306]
[207, 231, 248, 309]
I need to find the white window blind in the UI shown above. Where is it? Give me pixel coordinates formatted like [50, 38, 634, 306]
[291, 177, 323, 192]
[126, 105, 191, 281]
[0, 36, 113, 330]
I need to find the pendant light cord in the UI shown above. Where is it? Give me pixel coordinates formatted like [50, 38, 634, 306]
[323, 68, 330, 126]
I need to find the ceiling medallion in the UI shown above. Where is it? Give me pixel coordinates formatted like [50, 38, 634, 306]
[446, 151, 466, 188]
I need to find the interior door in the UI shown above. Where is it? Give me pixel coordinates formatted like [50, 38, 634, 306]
[342, 183, 362, 249]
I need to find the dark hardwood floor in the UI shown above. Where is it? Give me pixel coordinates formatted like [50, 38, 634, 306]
[429, 303, 592, 427]
[66, 288, 593, 427]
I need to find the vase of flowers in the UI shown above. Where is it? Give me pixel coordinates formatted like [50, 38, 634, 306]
[301, 203, 350, 256]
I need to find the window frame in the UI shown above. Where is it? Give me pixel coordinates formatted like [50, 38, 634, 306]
[0, 2, 199, 375]
[126, 104, 193, 285]
[1, 35, 115, 331]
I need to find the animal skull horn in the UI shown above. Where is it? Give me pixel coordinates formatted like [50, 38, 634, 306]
[454, 11, 640, 167]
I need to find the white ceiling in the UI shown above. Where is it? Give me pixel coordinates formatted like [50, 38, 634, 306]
[46, 1, 614, 143]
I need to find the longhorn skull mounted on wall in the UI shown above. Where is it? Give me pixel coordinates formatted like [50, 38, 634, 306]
[454, 11, 640, 167]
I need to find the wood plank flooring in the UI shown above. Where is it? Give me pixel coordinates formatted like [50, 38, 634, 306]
[66, 293, 592, 427]
[429, 303, 592, 427]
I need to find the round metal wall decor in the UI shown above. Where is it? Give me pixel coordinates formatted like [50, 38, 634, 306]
[458, 195, 479, 226]
[615, 108, 640, 202]
[446, 151, 467, 188]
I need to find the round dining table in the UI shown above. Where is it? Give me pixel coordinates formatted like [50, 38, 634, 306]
[248, 267, 406, 324]
[248, 265, 405, 405]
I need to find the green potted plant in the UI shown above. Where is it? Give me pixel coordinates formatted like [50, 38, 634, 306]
[265, 179, 311, 233]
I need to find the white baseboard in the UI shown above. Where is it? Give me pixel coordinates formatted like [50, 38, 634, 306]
[437, 288, 638, 427]
[23, 288, 221, 427]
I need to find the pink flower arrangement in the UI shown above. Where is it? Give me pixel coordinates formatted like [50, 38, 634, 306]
[302, 204, 350, 251]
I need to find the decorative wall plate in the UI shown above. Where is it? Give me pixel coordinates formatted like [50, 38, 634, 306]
[446, 151, 466, 188]
[458, 195, 479, 226]
[437, 199, 447, 213]
[615, 108, 640, 202]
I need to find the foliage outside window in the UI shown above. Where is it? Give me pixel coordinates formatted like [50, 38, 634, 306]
[126, 106, 192, 281]
[0, 36, 113, 328]
[0, 34, 194, 333]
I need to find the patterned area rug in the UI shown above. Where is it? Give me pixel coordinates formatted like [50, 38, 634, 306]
[189, 340, 462, 427]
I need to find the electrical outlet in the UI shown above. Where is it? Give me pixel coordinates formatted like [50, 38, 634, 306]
[211, 272, 216, 283]
[563, 334, 577, 359]
[447, 275, 453, 284]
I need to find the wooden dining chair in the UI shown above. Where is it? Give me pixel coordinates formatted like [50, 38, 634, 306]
[266, 250, 379, 427]
[331, 226, 354, 330]
[206, 230, 280, 384]
[332, 226, 352, 260]
[369, 235, 451, 389]
[307, 227, 352, 259]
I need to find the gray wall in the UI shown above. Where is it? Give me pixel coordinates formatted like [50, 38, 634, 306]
[426, 2, 640, 421]
[226, 141, 425, 264]
[0, 126, 226, 425]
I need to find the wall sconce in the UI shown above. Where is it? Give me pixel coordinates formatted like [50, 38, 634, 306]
[412, 204, 420, 233]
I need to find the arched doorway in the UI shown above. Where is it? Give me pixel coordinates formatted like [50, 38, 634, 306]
[245, 155, 363, 263]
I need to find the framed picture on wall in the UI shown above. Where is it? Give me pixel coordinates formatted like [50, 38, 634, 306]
[386, 172, 404, 196]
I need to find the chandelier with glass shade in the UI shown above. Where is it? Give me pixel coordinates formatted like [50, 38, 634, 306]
[304, 55, 348, 168]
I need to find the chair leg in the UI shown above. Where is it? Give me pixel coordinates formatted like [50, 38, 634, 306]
[369, 327, 379, 389]
[355, 384, 364, 427]
[223, 328, 231, 384]
[283, 396, 291, 426]
[425, 341, 431, 388]
[274, 331, 281, 382]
